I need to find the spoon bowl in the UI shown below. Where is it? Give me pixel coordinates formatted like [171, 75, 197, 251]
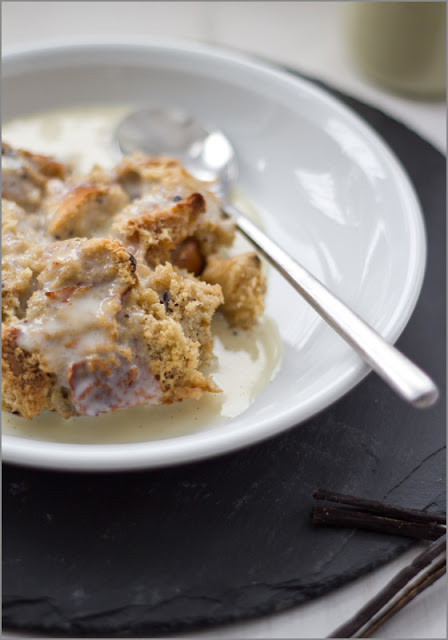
[114, 105, 438, 409]
[116, 107, 238, 199]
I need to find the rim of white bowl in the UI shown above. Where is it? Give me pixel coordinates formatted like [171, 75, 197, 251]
[2, 37, 427, 471]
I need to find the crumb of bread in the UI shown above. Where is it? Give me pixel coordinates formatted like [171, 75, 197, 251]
[45, 183, 129, 239]
[112, 153, 235, 255]
[1, 144, 266, 419]
[145, 262, 224, 367]
[202, 253, 266, 329]
[1, 199, 45, 324]
[2, 326, 55, 419]
[112, 192, 205, 265]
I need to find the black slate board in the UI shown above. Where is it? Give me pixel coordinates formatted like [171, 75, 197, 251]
[2, 73, 446, 638]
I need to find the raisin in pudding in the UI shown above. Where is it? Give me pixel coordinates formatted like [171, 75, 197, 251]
[2, 139, 268, 420]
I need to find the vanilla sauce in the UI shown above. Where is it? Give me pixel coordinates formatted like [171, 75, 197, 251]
[2, 106, 283, 443]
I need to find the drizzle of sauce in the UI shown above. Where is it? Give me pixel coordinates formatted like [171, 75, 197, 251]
[3, 315, 282, 443]
[68, 353, 163, 417]
[2, 105, 283, 443]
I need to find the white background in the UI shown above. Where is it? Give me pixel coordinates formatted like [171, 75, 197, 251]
[2, 2, 446, 639]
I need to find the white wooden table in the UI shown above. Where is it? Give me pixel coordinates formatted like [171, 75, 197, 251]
[2, 3, 446, 638]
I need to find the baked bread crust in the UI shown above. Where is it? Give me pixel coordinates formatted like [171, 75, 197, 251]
[2, 326, 54, 419]
[2, 142, 67, 211]
[2, 144, 266, 419]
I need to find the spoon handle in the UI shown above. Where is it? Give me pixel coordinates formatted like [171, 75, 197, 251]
[224, 203, 438, 408]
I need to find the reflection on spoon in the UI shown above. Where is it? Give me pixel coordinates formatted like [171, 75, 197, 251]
[115, 106, 439, 408]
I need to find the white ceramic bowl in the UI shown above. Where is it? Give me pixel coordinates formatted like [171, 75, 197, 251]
[2, 39, 426, 471]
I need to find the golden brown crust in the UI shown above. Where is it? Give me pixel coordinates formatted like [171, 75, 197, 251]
[20, 149, 66, 179]
[2, 326, 53, 419]
[111, 153, 235, 257]
[2, 142, 68, 211]
[1, 144, 265, 420]
[112, 192, 205, 265]
[46, 183, 129, 239]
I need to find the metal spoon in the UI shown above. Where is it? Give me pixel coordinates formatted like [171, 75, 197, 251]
[115, 107, 438, 408]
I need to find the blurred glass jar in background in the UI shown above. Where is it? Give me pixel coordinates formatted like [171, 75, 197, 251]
[345, 1, 446, 98]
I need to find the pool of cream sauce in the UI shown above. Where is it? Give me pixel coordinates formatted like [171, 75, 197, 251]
[2, 105, 283, 444]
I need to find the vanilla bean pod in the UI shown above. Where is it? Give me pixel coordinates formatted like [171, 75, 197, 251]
[314, 489, 446, 525]
[359, 555, 446, 638]
[312, 505, 445, 540]
[329, 535, 446, 638]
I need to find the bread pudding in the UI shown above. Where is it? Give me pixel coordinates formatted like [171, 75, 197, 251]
[2, 142, 266, 419]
